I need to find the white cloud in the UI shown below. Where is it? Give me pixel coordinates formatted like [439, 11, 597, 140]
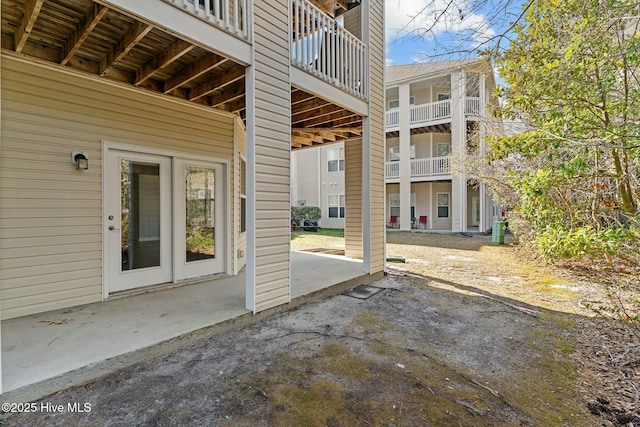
[384, 0, 497, 53]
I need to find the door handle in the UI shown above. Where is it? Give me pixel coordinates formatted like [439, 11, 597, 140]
[108, 225, 121, 231]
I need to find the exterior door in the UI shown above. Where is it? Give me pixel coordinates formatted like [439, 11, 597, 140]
[472, 196, 480, 226]
[105, 150, 172, 293]
[174, 159, 225, 280]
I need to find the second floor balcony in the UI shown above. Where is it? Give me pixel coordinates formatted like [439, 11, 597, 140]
[166, 0, 249, 39]
[385, 156, 451, 181]
[386, 97, 482, 129]
[291, 0, 368, 100]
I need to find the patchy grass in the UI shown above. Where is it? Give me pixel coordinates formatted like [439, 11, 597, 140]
[291, 228, 344, 240]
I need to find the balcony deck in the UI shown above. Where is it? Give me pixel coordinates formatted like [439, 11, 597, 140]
[385, 97, 482, 129]
[1, 0, 368, 149]
[386, 156, 452, 181]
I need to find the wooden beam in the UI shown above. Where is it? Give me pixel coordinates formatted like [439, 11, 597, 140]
[61, 4, 109, 65]
[15, 0, 45, 53]
[100, 21, 152, 76]
[188, 65, 245, 101]
[291, 97, 332, 116]
[297, 110, 359, 127]
[292, 127, 362, 133]
[292, 130, 324, 144]
[291, 89, 315, 105]
[208, 80, 245, 107]
[224, 97, 246, 114]
[164, 54, 227, 93]
[135, 39, 195, 86]
[292, 104, 344, 124]
[292, 135, 313, 147]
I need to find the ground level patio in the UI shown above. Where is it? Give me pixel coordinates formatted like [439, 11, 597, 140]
[2, 251, 373, 401]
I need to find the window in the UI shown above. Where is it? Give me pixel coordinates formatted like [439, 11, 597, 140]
[389, 145, 416, 161]
[437, 143, 451, 157]
[240, 157, 246, 233]
[327, 147, 344, 172]
[328, 195, 345, 218]
[437, 193, 450, 218]
[389, 193, 415, 218]
[437, 93, 450, 101]
[388, 97, 415, 109]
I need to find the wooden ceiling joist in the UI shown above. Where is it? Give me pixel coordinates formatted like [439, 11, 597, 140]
[291, 89, 316, 105]
[291, 127, 362, 133]
[15, 0, 45, 53]
[61, 3, 108, 65]
[292, 103, 344, 124]
[164, 53, 227, 93]
[296, 109, 358, 127]
[188, 64, 245, 101]
[291, 97, 332, 115]
[208, 80, 245, 108]
[100, 21, 152, 76]
[135, 39, 194, 85]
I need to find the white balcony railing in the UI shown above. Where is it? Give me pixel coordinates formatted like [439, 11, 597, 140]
[385, 156, 451, 179]
[385, 99, 451, 128]
[168, 0, 249, 39]
[385, 97, 484, 128]
[466, 97, 481, 115]
[291, 0, 368, 100]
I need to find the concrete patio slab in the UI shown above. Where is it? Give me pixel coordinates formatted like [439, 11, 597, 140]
[1, 251, 368, 400]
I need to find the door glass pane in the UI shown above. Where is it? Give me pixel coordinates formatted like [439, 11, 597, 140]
[121, 160, 161, 271]
[185, 166, 215, 262]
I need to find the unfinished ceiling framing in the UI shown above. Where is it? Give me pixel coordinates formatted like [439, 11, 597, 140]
[1, 0, 363, 149]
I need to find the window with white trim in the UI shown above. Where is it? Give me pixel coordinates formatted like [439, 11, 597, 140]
[437, 93, 450, 101]
[389, 145, 415, 161]
[388, 97, 415, 109]
[240, 157, 246, 233]
[328, 194, 345, 218]
[327, 147, 344, 172]
[389, 193, 416, 218]
[437, 192, 450, 218]
[436, 143, 451, 157]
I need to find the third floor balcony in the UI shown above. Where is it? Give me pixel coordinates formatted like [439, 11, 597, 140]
[385, 156, 452, 181]
[385, 97, 481, 129]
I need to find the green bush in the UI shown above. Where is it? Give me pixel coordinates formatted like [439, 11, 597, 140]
[291, 206, 321, 225]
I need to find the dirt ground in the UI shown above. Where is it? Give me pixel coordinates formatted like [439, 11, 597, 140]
[2, 232, 638, 426]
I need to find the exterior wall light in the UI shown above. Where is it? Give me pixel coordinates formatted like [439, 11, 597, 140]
[72, 151, 89, 170]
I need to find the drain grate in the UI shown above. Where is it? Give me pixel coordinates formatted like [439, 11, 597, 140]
[343, 284, 385, 299]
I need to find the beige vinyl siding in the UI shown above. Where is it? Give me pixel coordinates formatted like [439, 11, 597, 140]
[343, 5, 362, 40]
[345, 139, 363, 258]
[365, 0, 386, 274]
[234, 118, 247, 273]
[432, 182, 453, 229]
[250, 0, 291, 312]
[0, 55, 234, 320]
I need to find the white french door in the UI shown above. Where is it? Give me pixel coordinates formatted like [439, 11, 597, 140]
[105, 150, 172, 292]
[105, 148, 226, 294]
[173, 159, 225, 281]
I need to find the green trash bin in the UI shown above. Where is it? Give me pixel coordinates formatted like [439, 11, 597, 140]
[492, 220, 505, 245]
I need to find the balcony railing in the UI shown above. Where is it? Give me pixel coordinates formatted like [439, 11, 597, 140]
[466, 97, 481, 115]
[166, 0, 249, 39]
[291, 0, 368, 100]
[385, 97, 484, 128]
[385, 156, 451, 179]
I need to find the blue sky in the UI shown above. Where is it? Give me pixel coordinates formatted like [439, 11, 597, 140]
[384, 0, 521, 67]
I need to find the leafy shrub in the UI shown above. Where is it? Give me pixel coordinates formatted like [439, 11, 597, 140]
[291, 206, 321, 226]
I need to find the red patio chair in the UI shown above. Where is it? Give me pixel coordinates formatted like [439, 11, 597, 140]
[388, 216, 398, 229]
[418, 215, 427, 229]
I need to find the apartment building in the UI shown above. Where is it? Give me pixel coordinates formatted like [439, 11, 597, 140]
[0, 0, 385, 393]
[292, 59, 498, 232]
